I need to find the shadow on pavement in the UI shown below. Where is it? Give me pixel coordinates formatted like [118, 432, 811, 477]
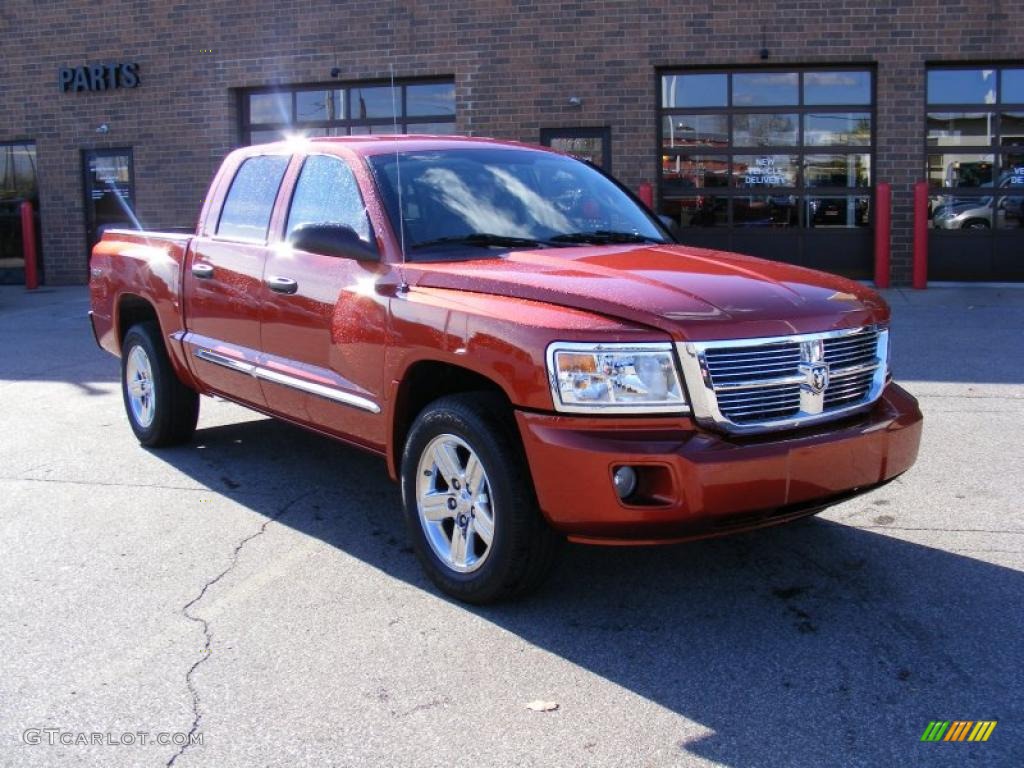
[151, 415, 1021, 767]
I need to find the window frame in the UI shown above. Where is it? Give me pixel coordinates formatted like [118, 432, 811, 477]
[239, 77, 456, 145]
[214, 153, 291, 244]
[656, 65, 877, 232]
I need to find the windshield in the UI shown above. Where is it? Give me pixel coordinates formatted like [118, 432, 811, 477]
[367, 147, 668, 259]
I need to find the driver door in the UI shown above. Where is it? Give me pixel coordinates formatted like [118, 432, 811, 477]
[258, 152, 391, 451]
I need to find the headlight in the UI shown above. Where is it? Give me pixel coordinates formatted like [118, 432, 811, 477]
[546, 342, 689, 414]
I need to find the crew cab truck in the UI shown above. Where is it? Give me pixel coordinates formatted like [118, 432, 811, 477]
[89, 136, 923, 603]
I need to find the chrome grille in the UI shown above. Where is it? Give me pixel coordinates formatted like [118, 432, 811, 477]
[824, 330, 878, 368]
[678, 326, 888, 435]
[704, 343, 802, 386]
[716, 383, 801, 423]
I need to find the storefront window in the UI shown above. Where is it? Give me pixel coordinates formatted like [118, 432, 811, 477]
[241, 79, 455, 144]
[732, 114, 799, 147]
[660, 196, 727, 228]
[804, 154, 871, 188]
[659, 68, 874, 234]
[732, 72, 798, 106]
[927, 112, 994, 146]
[350, 86, 398, 119]
[661, 114, 728, 148]
[927, 69, 997, 105]
[661, 154, 729, 190]
[733, 195, 798, 227]
[926, 65, 1024, 281]
[927, 154, 994, 188]
[732, 155, 799, 188]
[804, 71, 871, 105]
[406, 83, 456, 116]
[1002, 112, 1024, 145]
[295, 90, 330, 121]
[249, 92, 292, 124]
[926, 65, 1024, 232]
[1004, 70, 1024, 103]
[661, 74, 727, 108]
[804, 113, 871, 146]
[806, 196, 870, 228]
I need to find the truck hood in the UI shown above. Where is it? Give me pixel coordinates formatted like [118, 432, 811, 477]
[403, 243, 888, 340]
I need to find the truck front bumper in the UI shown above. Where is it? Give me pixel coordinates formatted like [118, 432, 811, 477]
[515, 383, 922, 544]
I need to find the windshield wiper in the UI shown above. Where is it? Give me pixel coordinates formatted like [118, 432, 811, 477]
[410, 233, 549, 250]
[548, 231, 666, 245]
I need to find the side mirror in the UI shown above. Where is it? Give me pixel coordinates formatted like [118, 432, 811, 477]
[290, 223, 378, 261]
[658, 214, 681, 241]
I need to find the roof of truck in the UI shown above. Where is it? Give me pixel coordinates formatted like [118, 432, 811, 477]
[246, 134, 555, 157]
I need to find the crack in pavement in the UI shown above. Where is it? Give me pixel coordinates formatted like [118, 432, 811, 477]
[0, 475, 215, 493]
[167, 490, 314, 767]
[857, 525, 1024, 536]
[913, 392, 1023, 400]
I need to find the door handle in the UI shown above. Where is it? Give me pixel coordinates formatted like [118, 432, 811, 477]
[191, 263, 215, 279]
[266, 275, 298, 294]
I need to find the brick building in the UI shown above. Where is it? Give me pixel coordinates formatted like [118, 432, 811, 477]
[1, 1, 1021, 285]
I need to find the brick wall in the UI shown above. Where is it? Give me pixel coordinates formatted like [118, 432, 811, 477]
[0, 0, 1020, 284]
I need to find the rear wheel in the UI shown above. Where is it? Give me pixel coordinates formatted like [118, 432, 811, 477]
[121, 322, 199, 447]
[400, 393, 560, 603]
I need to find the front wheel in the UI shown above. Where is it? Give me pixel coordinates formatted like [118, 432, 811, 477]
[121, 322, 199, 447]
[400, 393, 560, 603]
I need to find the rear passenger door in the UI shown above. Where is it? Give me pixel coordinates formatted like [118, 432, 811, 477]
[258, 153, 391, 451]
[182, 153, 290, 406]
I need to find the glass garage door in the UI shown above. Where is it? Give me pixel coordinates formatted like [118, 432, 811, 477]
[927, 65, 1024, 281]
[658, 68, 874, 278]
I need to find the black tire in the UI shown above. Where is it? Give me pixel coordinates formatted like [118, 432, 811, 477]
[962, 218, 990, 230]
[400, 392, 561, 604]
[121, 322, 199, 447]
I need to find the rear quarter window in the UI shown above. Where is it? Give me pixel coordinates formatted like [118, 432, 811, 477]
[216, 155, 290, 241]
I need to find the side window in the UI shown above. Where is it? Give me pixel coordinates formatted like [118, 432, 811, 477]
[216, 155, 290, 241]
[286, 155, 372, 243]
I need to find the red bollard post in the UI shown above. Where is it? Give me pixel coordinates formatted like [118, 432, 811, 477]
[873, 182, 891, 289]
[20, 201, 39, 290]
[912, 181, 928, 290]
[637, 181, 654, 209]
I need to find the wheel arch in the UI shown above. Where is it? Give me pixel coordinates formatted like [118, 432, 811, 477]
[116, 293, 160, 351]
[115, 292, 199, 390]
[387, 359, 514, 481]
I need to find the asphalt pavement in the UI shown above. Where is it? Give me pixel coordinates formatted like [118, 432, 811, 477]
[0, 284, 1021, 767]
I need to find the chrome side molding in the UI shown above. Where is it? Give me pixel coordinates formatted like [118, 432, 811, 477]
[193, 348, 380, 414]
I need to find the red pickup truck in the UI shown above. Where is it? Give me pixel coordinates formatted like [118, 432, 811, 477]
[89, 136, 922, 603]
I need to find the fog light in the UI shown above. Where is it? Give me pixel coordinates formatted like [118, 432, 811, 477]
[612, 466, 638, 500]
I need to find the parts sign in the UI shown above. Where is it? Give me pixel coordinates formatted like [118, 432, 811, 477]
[59, 63, 139, 93]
